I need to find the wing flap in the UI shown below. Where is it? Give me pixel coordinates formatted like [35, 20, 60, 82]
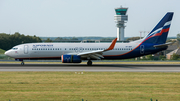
[90, 54, 101, 60]
[77, 50, 103, 56]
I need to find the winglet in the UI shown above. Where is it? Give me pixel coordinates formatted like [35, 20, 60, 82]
[105, 38, 117, 50]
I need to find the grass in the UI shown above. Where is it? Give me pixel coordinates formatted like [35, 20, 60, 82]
[0, 48, 5, 54]
[0, 72, 180, 101]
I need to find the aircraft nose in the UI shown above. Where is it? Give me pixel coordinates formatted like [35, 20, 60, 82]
[4, 51, 10, 56]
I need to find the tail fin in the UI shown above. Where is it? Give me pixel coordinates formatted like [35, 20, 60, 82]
[142, 12, 174, 44]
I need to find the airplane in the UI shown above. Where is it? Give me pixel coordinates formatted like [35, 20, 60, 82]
[5, 12, 174, 66]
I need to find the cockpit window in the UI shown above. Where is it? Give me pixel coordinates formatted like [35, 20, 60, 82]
[12, 48, 18, 50]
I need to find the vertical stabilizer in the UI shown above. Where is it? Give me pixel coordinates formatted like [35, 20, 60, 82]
[142, 12, 174, 44]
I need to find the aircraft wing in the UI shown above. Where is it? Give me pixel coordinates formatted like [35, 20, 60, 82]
[77, 38, 117, 60]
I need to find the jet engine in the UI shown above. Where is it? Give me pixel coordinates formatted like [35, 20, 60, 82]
[61, 55, 82, 63]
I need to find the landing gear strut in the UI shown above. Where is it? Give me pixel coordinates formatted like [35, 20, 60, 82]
[21, 61, 24, 65]
[87, 60, 92, 66]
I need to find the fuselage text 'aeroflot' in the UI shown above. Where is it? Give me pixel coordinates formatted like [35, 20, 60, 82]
[5, 12, 174, 65]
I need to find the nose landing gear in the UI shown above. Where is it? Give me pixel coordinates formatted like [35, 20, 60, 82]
[15, 59, 24, 65]
[21, 61, 24, 65]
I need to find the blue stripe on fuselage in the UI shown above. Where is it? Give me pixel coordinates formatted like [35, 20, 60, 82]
[103, 43, 167, 59]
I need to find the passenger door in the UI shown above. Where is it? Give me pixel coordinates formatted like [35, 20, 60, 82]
[24, 45, 28, 54]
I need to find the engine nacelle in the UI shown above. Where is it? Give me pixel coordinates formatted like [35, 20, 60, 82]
[62, 55, 82, 63]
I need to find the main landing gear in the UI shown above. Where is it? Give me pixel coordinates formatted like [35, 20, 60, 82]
[87, 60, 92, 66]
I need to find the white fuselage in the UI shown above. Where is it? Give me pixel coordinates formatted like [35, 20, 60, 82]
[5, 42, 139, 60]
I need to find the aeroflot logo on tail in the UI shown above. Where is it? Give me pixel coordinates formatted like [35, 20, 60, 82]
[33, 44, 53, 47]
[144, 21, 171, 40]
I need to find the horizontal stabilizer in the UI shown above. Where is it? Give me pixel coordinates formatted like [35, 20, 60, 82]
[153, 42, 174, 48]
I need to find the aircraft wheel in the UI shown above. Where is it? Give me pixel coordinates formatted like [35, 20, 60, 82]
[21, 61, 24, 65]
[87, 60, 92, 66]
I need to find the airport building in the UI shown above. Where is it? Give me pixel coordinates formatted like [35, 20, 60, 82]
[114, 6, 128, 41]
[52, 6, 129, 43]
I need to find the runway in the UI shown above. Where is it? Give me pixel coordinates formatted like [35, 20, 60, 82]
[0, 63, 180, 72]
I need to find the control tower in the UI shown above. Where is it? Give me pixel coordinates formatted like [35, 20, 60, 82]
[114, 6, 128, 41]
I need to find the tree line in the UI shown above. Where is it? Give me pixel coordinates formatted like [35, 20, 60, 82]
[1, 32, 180, 50]
[0, 32, 42, 51]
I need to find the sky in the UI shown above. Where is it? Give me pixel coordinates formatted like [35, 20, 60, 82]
[0, 0, 179, 37]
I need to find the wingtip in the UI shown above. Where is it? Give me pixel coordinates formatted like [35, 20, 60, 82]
[106, 38, 117, 50]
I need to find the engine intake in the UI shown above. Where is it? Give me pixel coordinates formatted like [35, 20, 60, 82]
[62, 55, 81, 63]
